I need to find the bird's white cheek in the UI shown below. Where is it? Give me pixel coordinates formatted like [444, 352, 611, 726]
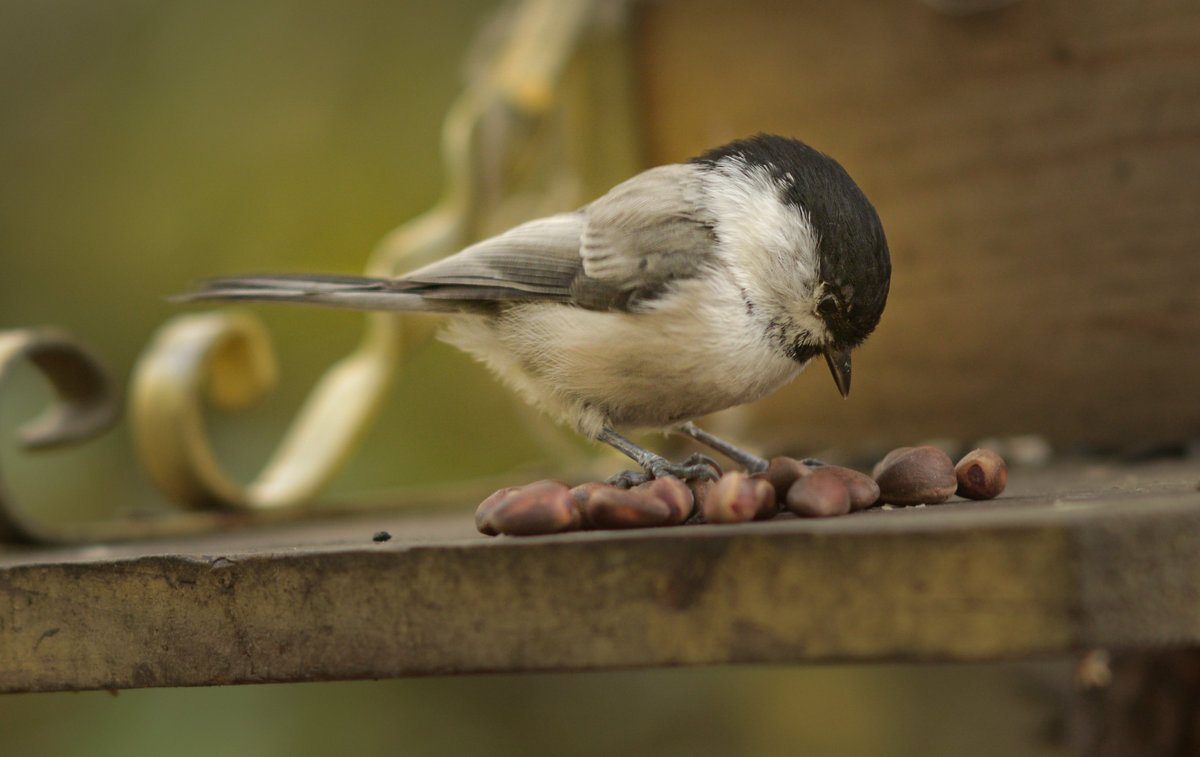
[789, 309, 831, 345]
[701, 163, 827, 342]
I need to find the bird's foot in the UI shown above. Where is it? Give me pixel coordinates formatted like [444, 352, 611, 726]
[606, 453, 722, 489]
[744, 457, 770, 475]
[672, 422, 768, 474]
[605, 470, 649, 488]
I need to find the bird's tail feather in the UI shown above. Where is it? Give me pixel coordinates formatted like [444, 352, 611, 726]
[172, 273, 443, 312]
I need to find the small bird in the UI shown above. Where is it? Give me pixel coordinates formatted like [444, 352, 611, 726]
[179, 134, 891, 484]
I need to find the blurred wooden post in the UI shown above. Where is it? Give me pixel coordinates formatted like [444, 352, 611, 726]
[634, 0, 1200, 455]
[1070, 649, 1200, 757]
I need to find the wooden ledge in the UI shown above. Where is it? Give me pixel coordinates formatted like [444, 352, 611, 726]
[2, 460, 1198, 693]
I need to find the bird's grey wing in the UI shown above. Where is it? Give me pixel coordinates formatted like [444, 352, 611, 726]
[177, 211, 588, 313]
[393, 164, 716, 313]
[394, 211, 585, 305]
[572, 163, 718, 311]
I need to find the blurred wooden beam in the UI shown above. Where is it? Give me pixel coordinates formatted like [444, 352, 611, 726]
[1069, 648, 1200, 757]
[634, 0, 1200, 452]
[2, 459, 1199, 694]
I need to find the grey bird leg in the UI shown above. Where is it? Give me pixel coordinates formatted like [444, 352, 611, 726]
[597, 427, 722, 488]
[674, 421, 769, 474]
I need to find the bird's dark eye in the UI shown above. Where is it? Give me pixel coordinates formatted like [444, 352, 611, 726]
[817, 297, 838, 318]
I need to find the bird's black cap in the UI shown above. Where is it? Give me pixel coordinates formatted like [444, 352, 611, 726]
[692, 134, 891, 351]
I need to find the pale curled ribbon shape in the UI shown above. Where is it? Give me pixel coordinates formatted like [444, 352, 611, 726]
[130, 310, 400, 510]
[0, 328, 120, 544]
[130, 0, 602, 510]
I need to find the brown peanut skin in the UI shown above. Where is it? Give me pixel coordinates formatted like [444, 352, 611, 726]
[687, 476, 717, 514]
[703, 471, 768, 524]
[871, 447, 915, 479]
[747, 472, 781, 519]
[475, 486, 522, 536]
[488, 480, 581, 536]
[569, 481, 610, 524]
[955, 448, 1008, 500]
[634, 477, 695, 525]
[814, 465, 881, 511]
[764, 456, 811, 500]
[785, 469, 851, 517]
[584, 485, 674, 529]
[873, 446, 958, 506]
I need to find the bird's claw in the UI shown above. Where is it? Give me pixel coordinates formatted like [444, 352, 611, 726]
[656, 452, 723, 482]
[745, 457, 770, 474]
[606, 453, 723, 489]
[606, 469, 651, 488]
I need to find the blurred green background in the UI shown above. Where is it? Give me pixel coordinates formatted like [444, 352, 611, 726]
[0, 1, 1068, 754]
[2, 664, 1067, 756]
[0, 0, 552, 527]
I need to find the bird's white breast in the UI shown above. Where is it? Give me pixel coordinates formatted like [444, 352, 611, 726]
[441, 273, 803, 438]
[441, 157, 830, 437]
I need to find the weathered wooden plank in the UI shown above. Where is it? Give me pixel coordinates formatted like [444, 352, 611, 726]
[2, 460, 1198, 693]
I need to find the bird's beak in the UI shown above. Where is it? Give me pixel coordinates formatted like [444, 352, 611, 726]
[824, 345, 852, 398]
